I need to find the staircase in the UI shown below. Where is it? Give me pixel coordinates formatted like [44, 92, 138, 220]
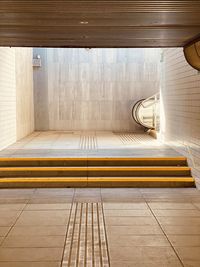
[0, 157, 195, 188]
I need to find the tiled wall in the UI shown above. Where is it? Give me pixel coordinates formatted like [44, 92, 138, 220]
[0, 47, 34, 151]
[33, 48, 161, 131]
[0, 48, 16, 150]
[161, 48, 200, 185]
[15, 48, 34, 140]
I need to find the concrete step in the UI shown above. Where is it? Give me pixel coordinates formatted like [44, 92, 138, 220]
[0, 157, 194, 188]
[0, 166, 191, 177]
[0, 157, 187, 167]
[0, 177, 195, 188]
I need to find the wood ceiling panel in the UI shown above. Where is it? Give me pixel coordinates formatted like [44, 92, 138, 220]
[0, 1, 200, 47]
[1, 26, 199, 40]
[1, 13, 200, 27]
[0, 38, 185, 48]
[1, 1, 200, 13]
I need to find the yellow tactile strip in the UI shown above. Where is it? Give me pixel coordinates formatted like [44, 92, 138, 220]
[62, 202, 110, 267]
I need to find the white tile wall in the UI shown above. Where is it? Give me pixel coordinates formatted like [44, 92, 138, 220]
[0, 47, 34, 151]
[33, 48, 161, 131]
[161, 48, 200, 185]
[15, 48, 34, 139]
[0, 48, 16, 150]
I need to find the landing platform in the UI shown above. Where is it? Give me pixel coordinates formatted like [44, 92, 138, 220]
[0, 131, 181, 158]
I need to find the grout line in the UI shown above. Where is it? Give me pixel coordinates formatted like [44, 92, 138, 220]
[60, 192, 75, 267]
[92, 203, 95, 267]
[68, 202, 78, 266]
[146, 202, 185, 267]
[0, 193, 33, 246]
[97, 203, 103, 267]
[84, 203, 88, 267]
[100, 190, 111, 267]
[76, 203, 83, 266]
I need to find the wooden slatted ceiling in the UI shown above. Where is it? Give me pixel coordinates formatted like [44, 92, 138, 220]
[0, 1, 200, 48]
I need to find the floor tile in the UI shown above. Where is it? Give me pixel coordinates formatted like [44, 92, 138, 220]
[28, 197, 73, 204]
[107, 225, 163, 235]
[9, 226, 67, 236]
[0, 227, 11, 237]
[182, 261, 200, 267]
[0, 204, 26, 211]
[162, 225, 200, 235]
[176, 247, 200, 261]
[34, 189, 74, 196]
[192, 203, 200, 210]
[0, 247, 63, 261]
[0, 211, 21, 226]
[103, 202, 148, 210]
[109, 246, 179, 261]
[1, 235, 65, 248]
[0, 184, 198, 265]
[25, 203, 71, 210]
[108, 235, 170, 247]
[0, 198, 29, 204]
[104, 209, 152, 217]
[105, 216, 158, 226]
[148, 202, 196, 210]
[158, 216, 200, 226]
[16, 210, 70, 226]
[0, 262, 60, 267]
[102, 197, 144, 202]
[0, 237, 3, 245]
[110, 260, 182, 267]
[153, 210, 200, 217]
[168, 235, 200, 246]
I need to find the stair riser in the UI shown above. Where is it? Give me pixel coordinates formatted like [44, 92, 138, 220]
[0, 169, 191, 177]
[0, 180, 195, 188]
[0, 158, 187, 167]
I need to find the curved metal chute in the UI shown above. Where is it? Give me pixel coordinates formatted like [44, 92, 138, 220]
[132, 93, 160, 130]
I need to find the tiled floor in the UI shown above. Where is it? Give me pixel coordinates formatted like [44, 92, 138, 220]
[0, 131, 195, 265]
[0, 131, 180, 158]
[0, 188, 200, 266]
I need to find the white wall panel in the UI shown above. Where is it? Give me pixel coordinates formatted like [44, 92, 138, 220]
[0, 47, 34, 151]
[16, 48, 34, 139]
[161, 48, 200, 185]
[0, 48, 16, 150]
[33, 48, 161, 131]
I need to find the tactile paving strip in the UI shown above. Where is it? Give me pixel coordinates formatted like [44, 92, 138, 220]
[62, 202, 110, 267]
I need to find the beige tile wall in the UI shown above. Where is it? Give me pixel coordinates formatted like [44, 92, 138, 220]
[15, 48, 34, 140]
[161, 48, 200, 185]
[0, 47, 34, 151]
[33, 48, 161, 131]
[0, 48, 16, 150]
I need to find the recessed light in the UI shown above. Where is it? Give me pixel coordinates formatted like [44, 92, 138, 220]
[80, 21, 89, 25]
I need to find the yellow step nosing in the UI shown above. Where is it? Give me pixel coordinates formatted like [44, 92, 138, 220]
[0, 157, 187, 162]
[87, 177, 195, 182]
[0, 167, 191, 171]
[0, 178, 87, 183]
[0, 177, 194, 183]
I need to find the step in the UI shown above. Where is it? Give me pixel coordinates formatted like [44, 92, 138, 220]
[0, 157, 188, 167]
[88, 177, 195, 188]
[0, 166, 191, 177]
[0, 177, 195, 188]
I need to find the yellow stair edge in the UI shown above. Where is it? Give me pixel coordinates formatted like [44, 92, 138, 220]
[0, 178, 87, 183]
[0, 177, 195, 188]
[0, 167, 191, 171]
[0, 177, 194, 183]
[0, 157, 187, 161]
